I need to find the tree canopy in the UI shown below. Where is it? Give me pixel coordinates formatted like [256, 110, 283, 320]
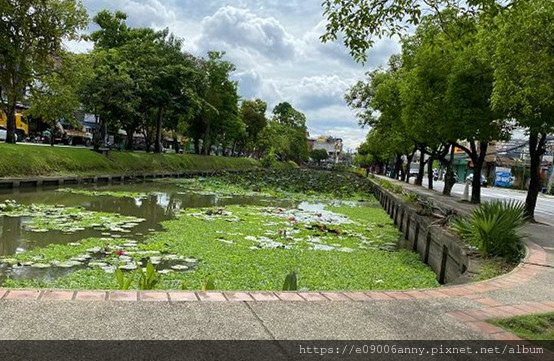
[0, 0, 88, 142]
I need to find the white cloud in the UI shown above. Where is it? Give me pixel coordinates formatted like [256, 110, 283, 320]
[233, 70, 262, 99]
[83, 0, 176, 28]
[295, 75, 352, 110]
[195, 6, 298, 61]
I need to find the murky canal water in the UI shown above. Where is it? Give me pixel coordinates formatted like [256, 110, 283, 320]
[0, 181, 296, 284]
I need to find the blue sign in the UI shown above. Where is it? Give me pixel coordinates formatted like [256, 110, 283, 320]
[495, 171, 513, 187]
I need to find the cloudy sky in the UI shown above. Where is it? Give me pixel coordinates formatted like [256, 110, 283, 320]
[69, 0, 401, 151]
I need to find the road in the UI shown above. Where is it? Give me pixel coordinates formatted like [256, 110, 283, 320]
[419, 179, 554, 226]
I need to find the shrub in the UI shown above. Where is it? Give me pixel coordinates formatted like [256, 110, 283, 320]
[287, 160, 299, 169]
[261, 148, 277, 168]
[451, 200, 527, 262]
[404, 192, 420, 203]
[392, 184, 403, 194]
[379, 180, 394, 190]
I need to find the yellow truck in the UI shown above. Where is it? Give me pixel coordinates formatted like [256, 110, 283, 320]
[0, 111, 29, 139]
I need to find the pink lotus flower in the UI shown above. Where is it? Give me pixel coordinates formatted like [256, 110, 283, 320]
[116, 250, 125, 256]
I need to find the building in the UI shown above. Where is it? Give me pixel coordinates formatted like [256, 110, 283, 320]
[451, 141, 497, 183]
[309, 136, 344, 163]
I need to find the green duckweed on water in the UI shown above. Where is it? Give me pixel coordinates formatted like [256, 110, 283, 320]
[3, 200, 439, 291]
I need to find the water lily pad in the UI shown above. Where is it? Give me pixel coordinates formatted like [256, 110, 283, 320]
[171, 264, 189, 271]
[119, 264, 137, 270]
[0, 258, 19, 265]
[102, 265, 116, 273]
[120, 223, 139, 229]
[88, 262, 108, 268]
[31, 263, 51, 268]
[312, 244, 335, 251]
[70, 257, 88, 262]
[217, 239, 234, 245]
[337, 247, 354, 253]
[55, 261, 81, 268]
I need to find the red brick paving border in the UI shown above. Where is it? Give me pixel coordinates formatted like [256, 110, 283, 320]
[447, 301, 554, 360]
[0, 240, 549, 303]
[140, 292, 169, 302]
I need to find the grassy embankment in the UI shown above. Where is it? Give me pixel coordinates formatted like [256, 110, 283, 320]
[0, 143, 270, 177]
[490, 313, 554, 350]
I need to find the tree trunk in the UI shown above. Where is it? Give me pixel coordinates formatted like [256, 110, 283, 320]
[50, 122, 56, 147]
[427, 153, 434, 190]
[6, 103, 17, 144]
[525, 132, 547, 220]
[404, 147, 416, 184]
[202, 122, 211, 156]
[125, 128, 135, 151]
[415, 146, 426, 186]
[173, 137, 180, 154]
[443, 145, 456, 196]
[393, 153, 402, 180]
[92, 114, 103, 151]
[194, 138, 200, 155]
[470, 142, 488, 204]
[154, 106, 164, 153]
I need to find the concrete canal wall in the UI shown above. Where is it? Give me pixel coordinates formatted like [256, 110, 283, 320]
[0, 170, 241, 189]
[371, 181, 472, 284]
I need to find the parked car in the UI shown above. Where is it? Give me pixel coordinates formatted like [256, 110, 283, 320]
[0, 126, 18, 142]
[466, 173, 488, 187]
[409, 166, 420, 178]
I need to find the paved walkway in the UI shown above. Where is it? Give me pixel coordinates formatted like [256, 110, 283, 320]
[0, 178, 552, 350]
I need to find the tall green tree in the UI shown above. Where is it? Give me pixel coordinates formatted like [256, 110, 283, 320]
[240, 99, 267, 155]
[346, 64, 416, 182]
[400, 12, 507, 201]
[26, 52, 90, 145]
[320, 0, 507, 63]
[489, 0, 554, 219]
[0, 0, 88, 143]
[272, 102, 306, 128]
[310, 149, 329, 166]
[446, 39, 509, 203]
[87, 10, 198, 152]
[270, 102, 309, 162]
[197, 52, 239, 156]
